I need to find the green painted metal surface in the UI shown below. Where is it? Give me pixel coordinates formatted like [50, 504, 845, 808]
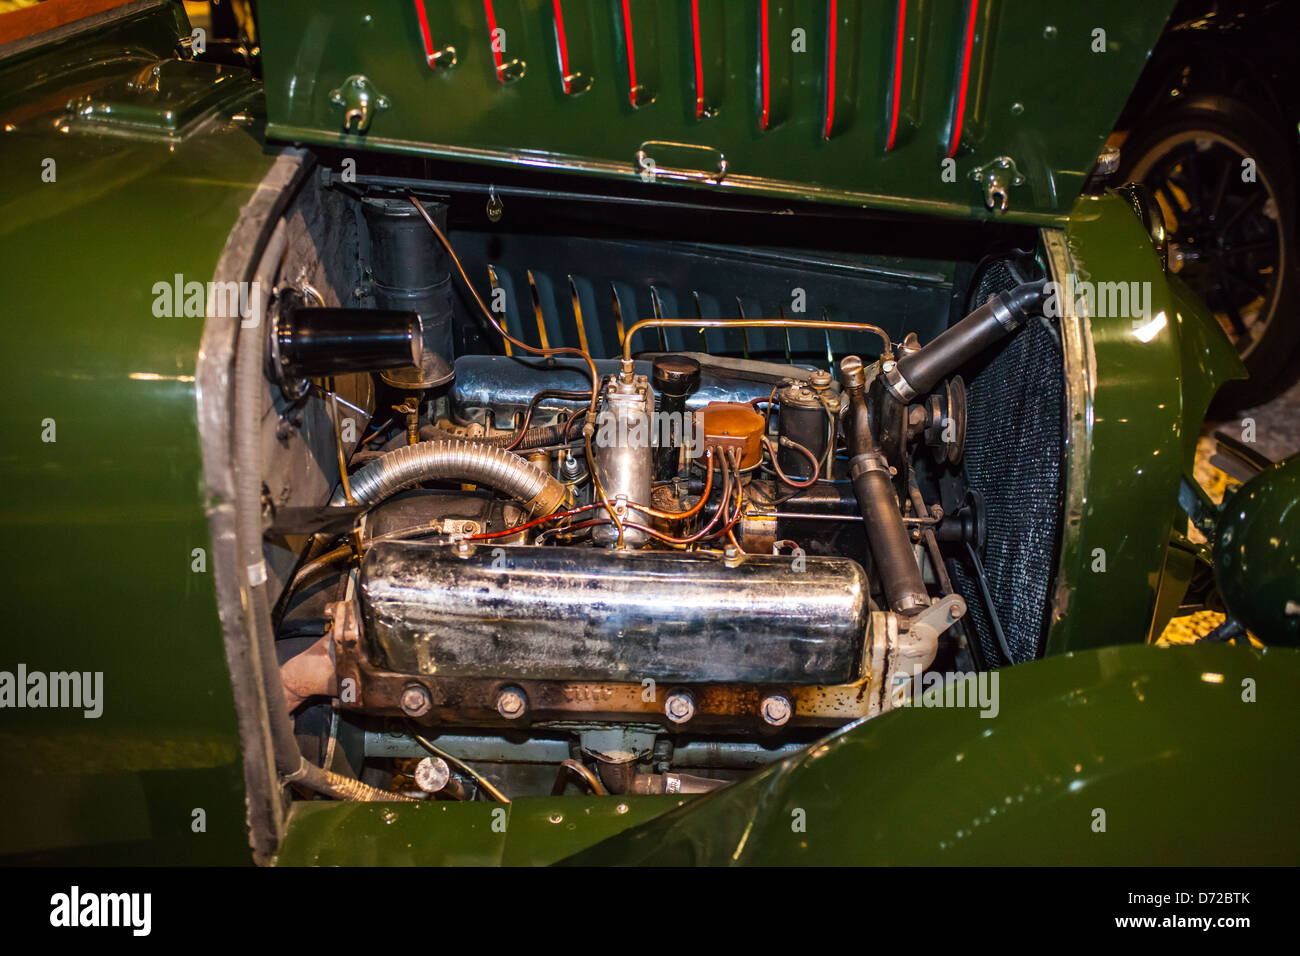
[66, 58, 255, 135]
[0, 3, 275, 863]
[1169, 273, 1245, 467]
[1215, 456, 1300, 646]
[273, 794, 687, 866]
[561, 643, 1300, 865]
[1044, 191, 1244, 654]
[260, 0, 1176, 225]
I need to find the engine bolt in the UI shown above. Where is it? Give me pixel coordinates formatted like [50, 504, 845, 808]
[496, 685, 528, 719]
[760, 694, 793, 727]
[664, 690, 696, 724]
[400, 683, 432, 718]
[415, 756, 451, 793]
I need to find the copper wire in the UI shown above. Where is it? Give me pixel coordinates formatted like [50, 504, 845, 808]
[408, 195, 623, 540]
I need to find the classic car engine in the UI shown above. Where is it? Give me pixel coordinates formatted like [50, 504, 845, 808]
[238, 167, 1064, 801]
[12, 0, 1299, 875]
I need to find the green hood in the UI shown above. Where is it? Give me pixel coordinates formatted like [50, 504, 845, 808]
[260, 0, 1174, 225]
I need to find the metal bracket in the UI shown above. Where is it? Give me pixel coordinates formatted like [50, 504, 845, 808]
[970, 156, 1025, 213]
[1178, 475, 1220, 537]
[329, 75, 390, 134]
[905, 592, 968, 647]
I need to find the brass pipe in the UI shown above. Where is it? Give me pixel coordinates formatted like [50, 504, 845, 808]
[552, 759, 607, 796]
[411, 729, 510, 803]
[621, 318, 892, 362]
[326, 380, 356, 506]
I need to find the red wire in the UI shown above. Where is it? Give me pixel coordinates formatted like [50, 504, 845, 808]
[462, 502, 605, 541]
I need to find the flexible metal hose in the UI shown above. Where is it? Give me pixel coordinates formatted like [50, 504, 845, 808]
[333, 438, 567, 516]
[284, 759, 416, 803]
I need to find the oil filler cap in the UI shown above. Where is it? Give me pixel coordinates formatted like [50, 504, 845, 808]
[651, 355, 701, 399]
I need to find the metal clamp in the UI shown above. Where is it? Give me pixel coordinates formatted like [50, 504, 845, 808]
[989, 294, 1018, 331]
[848, 452, 891, 481]
[881, 359, 917, 404]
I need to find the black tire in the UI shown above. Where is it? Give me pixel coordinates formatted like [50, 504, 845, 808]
[1118, 95, 1299, 411]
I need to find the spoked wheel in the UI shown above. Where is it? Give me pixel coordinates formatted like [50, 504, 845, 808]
[1122, 96, 1298, 410]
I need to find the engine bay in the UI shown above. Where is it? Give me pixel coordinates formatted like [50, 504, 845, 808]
[232, 162, 1065, 802]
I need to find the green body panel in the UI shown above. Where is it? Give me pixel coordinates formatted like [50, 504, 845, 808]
[67, 58, 255, 135]
[0, 4, 276, 862]
[1215, 456, 1300, 646]
[562, 644, 1300, 865]
[273, 795, 686, 866]
[259, 0, 1174, 225]
[1044, 192, 1244, 654]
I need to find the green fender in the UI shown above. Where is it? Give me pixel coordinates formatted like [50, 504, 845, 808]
[561, 643, 1300, 865]
[1045, 192, 1245, 653]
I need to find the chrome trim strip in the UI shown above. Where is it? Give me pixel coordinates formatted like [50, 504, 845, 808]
[266, 124, 1067, 227]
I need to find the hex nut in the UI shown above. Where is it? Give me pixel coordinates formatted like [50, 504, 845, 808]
[496, 685, 528, 719]
[664, 690, 696, 724]
[761, 694, 793, 727]
[400, 683, 432, 718]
